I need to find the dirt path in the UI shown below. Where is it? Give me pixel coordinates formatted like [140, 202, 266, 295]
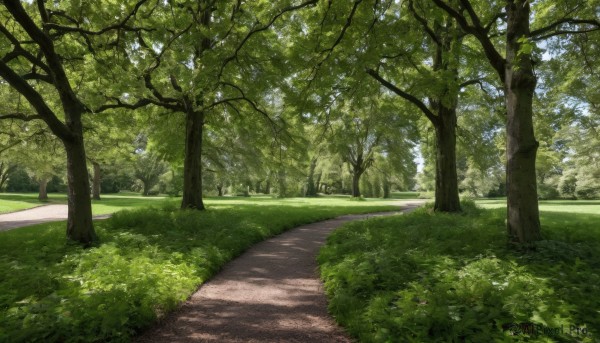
[0, 205, 109, 232]
[135, 201, 424, 343]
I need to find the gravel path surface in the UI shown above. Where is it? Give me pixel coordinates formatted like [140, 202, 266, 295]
[0, 204, 110, 232]
[135, 201, 424, 343]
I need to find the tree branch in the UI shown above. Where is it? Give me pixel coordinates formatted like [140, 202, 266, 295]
[0, 113, 42, 121]
[0, 59, 72, 140]
[366, 68, 438, 124]
[531, 18, 600, 40]
[219, 0, 318, 78]
[408, 0, 440, 45]
[43, 0, 152, 36]
[431, 0, 506, 82]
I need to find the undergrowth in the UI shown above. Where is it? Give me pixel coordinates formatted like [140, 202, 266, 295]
[318, 201, 600, 342]
[0, 200, 397, 342]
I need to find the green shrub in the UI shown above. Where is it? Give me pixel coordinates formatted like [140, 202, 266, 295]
[319, 202, 600, 342]
[0, 199, 399, 342]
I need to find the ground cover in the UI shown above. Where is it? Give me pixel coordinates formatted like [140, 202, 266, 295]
[0, 197, 407, 342]
[319, 201, 600, 342]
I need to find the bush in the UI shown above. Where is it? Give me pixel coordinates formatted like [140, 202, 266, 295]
[319, 202, 600, 342]
[5, 166, 37, 192]
[559, 172, 577, 199]
[538, 183, 560, 200]
[0, 199, 400, 342]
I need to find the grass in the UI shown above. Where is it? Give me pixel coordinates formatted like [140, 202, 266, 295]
[0, 193, 170, 215]
[477, 199, 600, 215]
[390, 192, 421, 199]
[0, 196, 406, 342]
[0, 193, 66, 214]
[318, 201, 600, 342]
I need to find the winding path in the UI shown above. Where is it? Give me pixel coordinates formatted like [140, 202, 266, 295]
[135, 201, 424, 343]
[0, 205, 109, 232]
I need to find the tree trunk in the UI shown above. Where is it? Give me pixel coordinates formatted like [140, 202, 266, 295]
[142, 181, 151, 196]
[315, 172, 322, 195]
[255, 181, 261, 194]
[433, 107, 461, 212]
[383, 178, 391, 198]
[64, 137, 96, 245]
[265, 178, 271, 194]
[505, 1, 541, 244]
[92, 162, 101, 200]
[305, 157, 318, 197]
[181, 110, 205, 210]
[277, 169, 286, 198]
[38, 178, 49, 201]
[217, 184, 223, 196]
[0, 163, 15, 191]
[351, 168, 362, 197]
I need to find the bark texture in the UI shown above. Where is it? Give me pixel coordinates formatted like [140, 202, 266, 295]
[351, 168, 364, 198]
[65, 137, 96, 244]
[92, 162, 101, 200]
[433, 107, 460, 212]
[181, 110, 205, 210]
[38, 178, 48, 201]
[505, 1, 541, 243]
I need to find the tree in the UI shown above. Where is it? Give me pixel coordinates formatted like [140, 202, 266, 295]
[0, 0, 151, 244]
[364, 0, 482, 211]
[329, 94, 417, 197]
[114, 0, 319, 210]
[431, 0, 600, 244]
[134, 152, 168, 196]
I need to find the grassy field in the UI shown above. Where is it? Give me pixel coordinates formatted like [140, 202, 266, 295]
[0, 196, 411, 342]
[318, 201, 600, 342]
[0, 192, 172, 215]
[477, 198, 600, 215]
[0, 193, 67, 213]
[0, 192, 413, 215]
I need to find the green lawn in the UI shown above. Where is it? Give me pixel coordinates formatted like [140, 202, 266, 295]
[0, 193, 170, 215]
[1, 192, 419, 216]
[318, 201, 600, 342]
[0, 196, 411, 342]
[477, 198, 600, 215]
[390, 192, 421, 199]
[0, 193, 67, 214]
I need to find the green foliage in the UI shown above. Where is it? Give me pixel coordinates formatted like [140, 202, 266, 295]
[0, 197, 400, 342]
[319, 201, 600, 342]
[5, 166, 38, 193]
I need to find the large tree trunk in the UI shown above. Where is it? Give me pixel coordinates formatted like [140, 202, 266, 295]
[505, 1, 541, 244]
[351, 168, 363, 197]
[433, 107, 461, 212]
[217, 184, 223, 196]
[38, 178, 49, 201]
[92, 161, 101, 200]
[65, 137, 96, 245]
[181, 110, 205, 210]
[265, 178, 271, 195]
